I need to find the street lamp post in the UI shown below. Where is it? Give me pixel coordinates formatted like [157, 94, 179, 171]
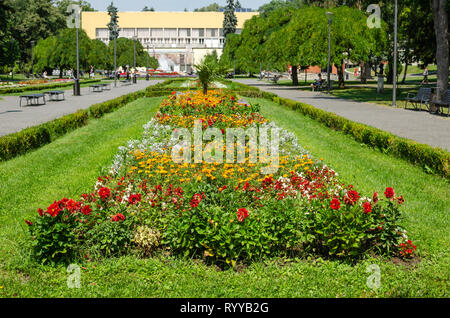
[326, 11, 333, 94]
[146, 45, 150, 81]
[113, 25, 118, 87]
[73, 27, 81, 96]
[133, 35, 137, 84]
[392, 0, 398, 107]
[31, 41, 35, 79]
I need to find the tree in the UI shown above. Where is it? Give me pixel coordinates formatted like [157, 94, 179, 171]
[194, 57, 224, 94]
[0, 0, 18, 68]
[56, 0, 95, 14]
[223, 0, 238, 43]
[258, 0, 303, 17]
[194, 3, 221, 12]
[432, 0, 449, 103]
[34, 28, 92, 77]
[107, 2, 120, 41]
[88, 39, 111, 70]
[9, 0, 66, 66]
[108, 38, 156, 70]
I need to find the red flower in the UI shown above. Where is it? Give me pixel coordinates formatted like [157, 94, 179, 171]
[344, 190, 360, 206]
[46, 201, 61, 217]
[372, 192, 379, 204]
[111, 213, 125, 222]
[128, 194, 142, 205]
[190, 193, 203, 208]
[363, 202, 372, 214]
[237, 208, 249, 222]
[99, 187, 111, 200]
[384, 187, 395, 199]
[37, 208, 44, 217]
[396, 195, 405, 205]
[330, 198, 341, 210]
[25, 220, 33, 226]
[81, 205, 92, 216]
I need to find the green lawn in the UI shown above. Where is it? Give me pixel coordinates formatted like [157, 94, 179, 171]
[0, 94, 448, 298]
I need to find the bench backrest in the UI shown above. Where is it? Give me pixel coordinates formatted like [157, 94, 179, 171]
[417, 87, 431, 99]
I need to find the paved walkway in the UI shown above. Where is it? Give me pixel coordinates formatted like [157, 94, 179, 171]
[0, 80, 163, 137]
[234, 79, 450, 152]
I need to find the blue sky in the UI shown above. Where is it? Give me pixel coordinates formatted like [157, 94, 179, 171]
[87, 0, 272, 11]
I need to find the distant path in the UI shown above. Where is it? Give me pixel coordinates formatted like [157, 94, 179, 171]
[0, 80, 163, 137]
[234, 79, 450, 152]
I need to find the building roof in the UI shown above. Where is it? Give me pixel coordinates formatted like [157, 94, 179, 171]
[81, 11, 258, 39]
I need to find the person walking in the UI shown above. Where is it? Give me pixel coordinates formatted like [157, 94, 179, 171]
[421, 67, 429, 85]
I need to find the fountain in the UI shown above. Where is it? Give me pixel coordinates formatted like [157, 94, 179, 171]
[157, 54, 176, 72]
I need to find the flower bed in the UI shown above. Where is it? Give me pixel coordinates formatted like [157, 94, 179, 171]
[25, 90, 416, 265]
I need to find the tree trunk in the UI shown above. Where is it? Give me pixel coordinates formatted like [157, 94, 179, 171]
[401, 62, 408, 84]
[337, 60, 345, 89]
[360, 61, 367, 84]
[291, 65, 298, 86]
[203, 84, 208, 95]
[59, 66, 63, 79]
[304, 69, 307, 83]
[433, 0, 449, 103]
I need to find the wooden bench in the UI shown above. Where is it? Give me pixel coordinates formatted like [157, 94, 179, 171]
[19, 94, 46, 107]
[405, 87, 431, 111]
[44, 90, 65, 101]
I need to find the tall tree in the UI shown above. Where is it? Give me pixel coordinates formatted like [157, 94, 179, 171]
[432, 0, 449, 103]
[223, 0, 238, 43]
[107, 2, 120, 41]
[9, 0, 66, 66]
[108, 38, 157, 69]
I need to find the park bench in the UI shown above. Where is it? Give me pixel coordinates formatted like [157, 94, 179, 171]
[89, 84, 103, 92]
[314, 80, 333, 92]
[44, 90, 65, 101]
[19, 94, 46, 107]
[120, 79, 132, 86]
[432, 90, 450, 117]
[266, 74, 281, 83]
[404, 87, 431, 111]
[100, 83, 111, 90]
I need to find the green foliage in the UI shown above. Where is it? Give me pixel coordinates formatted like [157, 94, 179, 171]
[27, 208, 80, 265]
[194, 56, 226, 94]
[86, 218, 132, 258]
[223, 0, 238, 43]
[194, 2, 222, 12]
[107, 2, 120, 41]
[108, 37, 155, 70]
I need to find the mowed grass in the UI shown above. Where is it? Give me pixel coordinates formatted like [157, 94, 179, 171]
[0, 94, 448, 298]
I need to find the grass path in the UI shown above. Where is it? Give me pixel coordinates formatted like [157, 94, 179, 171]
[0, 95, 448, 297]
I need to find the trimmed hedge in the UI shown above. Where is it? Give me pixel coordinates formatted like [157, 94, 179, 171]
[0, 110, 88, 161]
[236, 87, 450, 178]
[0, 80, 177, 162]
[0, 79, 101, 95]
